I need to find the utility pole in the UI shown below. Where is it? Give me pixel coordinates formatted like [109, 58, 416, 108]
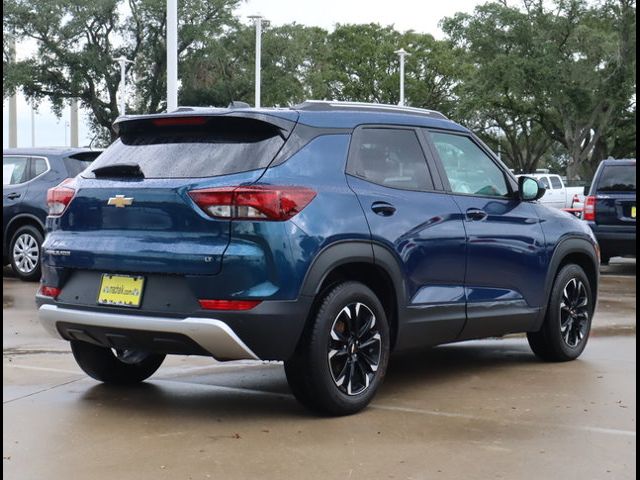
[248, 15, 266, 108]
[114, 56, 134, 116]
[70, 99, 79, 147]
[9, 37, 18, 147]
[394, 48, 410, 107]
[167, 0, 178, 112]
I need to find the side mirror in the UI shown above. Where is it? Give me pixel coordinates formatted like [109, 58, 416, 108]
[583, 185, 591, 196]
[519, 176, 545, 201]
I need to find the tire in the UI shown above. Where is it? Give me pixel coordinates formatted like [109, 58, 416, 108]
[9, 225, 43, 282]
[71, 341, 165, 384]
[284, 281, 390, 416]
[527, 264, 594, 362]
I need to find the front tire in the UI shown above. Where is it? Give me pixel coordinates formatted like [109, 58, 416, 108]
[10, 225, 43, 282]
[285, 281, 390, 416]
[527, 264, 594, 362]
[71, 341, 165, 384]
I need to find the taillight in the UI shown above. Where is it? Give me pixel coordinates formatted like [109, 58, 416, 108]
[47, 178, 76, 216]
[198, 299, 261, 311]
[189, 186, 316, 221]
[38, 285, 61, 298]
[583, 196, 597, 221]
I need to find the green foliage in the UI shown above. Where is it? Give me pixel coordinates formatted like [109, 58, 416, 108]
[3, 0, 636, 177]
[3, 0, 240, 140]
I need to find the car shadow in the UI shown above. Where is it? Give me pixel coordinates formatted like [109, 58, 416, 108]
[77, 339, 539, 419]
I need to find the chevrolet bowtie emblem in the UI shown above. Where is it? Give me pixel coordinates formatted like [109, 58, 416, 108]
[107, 195, 134, 208]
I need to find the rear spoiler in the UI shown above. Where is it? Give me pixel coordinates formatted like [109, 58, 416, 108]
[113, 110, 299, 138]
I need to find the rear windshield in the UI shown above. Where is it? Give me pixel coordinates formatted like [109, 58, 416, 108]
[596, 164, 636, 192]
[83, 118, 284, 179]
[64, 152, 101, 176]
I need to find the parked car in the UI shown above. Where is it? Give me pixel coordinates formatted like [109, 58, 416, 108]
[516, 173, 585, 212]
[36, 102, 599, 415]
[584, 159, 636, 264]
[3, 148, 102, 281]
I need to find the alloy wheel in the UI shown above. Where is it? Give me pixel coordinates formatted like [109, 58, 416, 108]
[559, 278, 590, 348]
[328, 302, 382, 396]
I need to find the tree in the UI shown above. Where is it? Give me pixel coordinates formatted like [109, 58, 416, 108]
[179, 23, 331, 107]
[529, 0, 636, 178]
[3, 0, 239, 142]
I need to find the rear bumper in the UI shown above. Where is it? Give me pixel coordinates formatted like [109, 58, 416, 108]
[38, 296, 313, 361]
[39, 304, 259, 361]
[587, 223, 636, 255]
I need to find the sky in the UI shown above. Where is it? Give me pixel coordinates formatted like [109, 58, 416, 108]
[2, 0, 484, 149]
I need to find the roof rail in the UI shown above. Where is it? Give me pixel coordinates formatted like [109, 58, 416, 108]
[292, 100, 448, 120]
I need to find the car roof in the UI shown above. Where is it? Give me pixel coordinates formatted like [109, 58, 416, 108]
[114, 101, 469, 134]
[600, 158, 636, 166]
[3, 147, 101, 158]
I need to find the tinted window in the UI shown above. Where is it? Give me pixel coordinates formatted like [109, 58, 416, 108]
[596, 165, 636, 192]
[430, 132, 509, 197]
[3, 156, 29, 185]
[550, 176, 562, 189]
[33, 158, 48, 177]
[84, 119, 284, 179]
[348, 128, 432, 191]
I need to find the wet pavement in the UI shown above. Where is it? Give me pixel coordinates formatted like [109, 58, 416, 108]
[3, 260, 636, 479]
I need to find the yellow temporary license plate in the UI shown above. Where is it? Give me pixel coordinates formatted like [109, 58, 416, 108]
[632, 206, 636, 218]
[98, 274, 145, 308]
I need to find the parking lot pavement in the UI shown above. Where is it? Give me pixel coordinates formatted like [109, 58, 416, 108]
[3, 261, 636, 480]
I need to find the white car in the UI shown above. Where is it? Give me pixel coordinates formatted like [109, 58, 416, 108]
[517, 173, 584, 212]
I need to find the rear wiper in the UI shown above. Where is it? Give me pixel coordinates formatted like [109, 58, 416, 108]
[92, 163, 144, 178]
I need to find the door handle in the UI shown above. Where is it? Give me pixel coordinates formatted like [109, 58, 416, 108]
[466, 208, 488, 221]
[371, 201, 396, 217]
[6, 193, 21, 200]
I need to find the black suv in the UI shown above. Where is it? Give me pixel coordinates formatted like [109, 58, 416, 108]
[584, 159, 636, 264]
[3, 148, 101, 281]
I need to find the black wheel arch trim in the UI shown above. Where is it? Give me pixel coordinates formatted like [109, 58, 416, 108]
[299, 240, 409, 350]
[534, 236, 599, 331]
[4, 213, 46, 253]
[300, 240, 407, 303]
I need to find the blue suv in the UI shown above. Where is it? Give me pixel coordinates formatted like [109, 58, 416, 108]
[36, 102, 599, 415]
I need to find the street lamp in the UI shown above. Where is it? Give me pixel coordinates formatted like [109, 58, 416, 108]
[394, 48, 410, 106]
[248, 14, 266, 108]
[114, 56, 134, 116]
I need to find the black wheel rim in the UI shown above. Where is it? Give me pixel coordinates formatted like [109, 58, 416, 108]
[327, 302, 382, 396]
[559, 278, 590, 348]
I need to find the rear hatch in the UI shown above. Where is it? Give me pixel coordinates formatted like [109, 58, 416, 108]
[44, 112, 298, 275]
[594, 162, 636, 225]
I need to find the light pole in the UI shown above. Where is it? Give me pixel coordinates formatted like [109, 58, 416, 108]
[114, 56, 134, 116]
[167, 0, 178, 112]
[394, 48, 410, 106]
[248, 15, 266, 108]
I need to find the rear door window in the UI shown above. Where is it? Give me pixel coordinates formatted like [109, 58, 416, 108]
[347, 128, 433, 191]
[550, 176, 563, 189]
[3, 156, 29, 185]
[596, 165, 636, 192]
[84, 118, 285, 179]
